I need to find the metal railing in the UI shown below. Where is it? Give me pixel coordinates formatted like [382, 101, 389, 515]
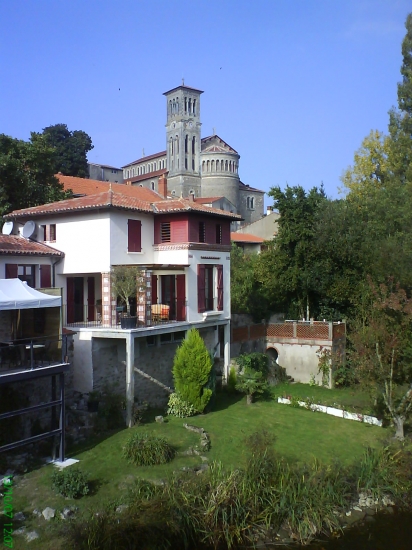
[0, 334, 67, 371]
[62, 299, 187, 329]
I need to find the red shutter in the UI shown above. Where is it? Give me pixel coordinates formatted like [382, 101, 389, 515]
[128, 219, 142, 252]
[197, 265, 205, 313]
[176, 274, 186, 321]
[5, 264, 18, 278]
[40, 265, 51, 287]
[217, 265, 223, 311]
[151, 274, 158, 304]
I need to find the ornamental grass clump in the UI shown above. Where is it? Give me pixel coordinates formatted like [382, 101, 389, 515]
[122, 432, 176, 466]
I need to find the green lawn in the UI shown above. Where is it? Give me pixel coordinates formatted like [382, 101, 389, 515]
[6, 390, 398, 549]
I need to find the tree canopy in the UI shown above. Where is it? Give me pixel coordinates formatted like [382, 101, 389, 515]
[0, 133, 68, 216]
[40, 123, 93, 178]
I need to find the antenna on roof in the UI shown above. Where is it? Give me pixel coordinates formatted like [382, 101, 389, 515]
[142, 148, 145, 158]
[182, 77, 184, 85]
[212, 127, 216, 135]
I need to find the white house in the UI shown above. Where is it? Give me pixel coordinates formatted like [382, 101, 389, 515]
[3, 175, 241, 425]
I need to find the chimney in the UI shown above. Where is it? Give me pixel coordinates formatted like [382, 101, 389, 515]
[158, 174, 167, 198]
[266, 206, 273, 216]
[189, 192, 195, 202]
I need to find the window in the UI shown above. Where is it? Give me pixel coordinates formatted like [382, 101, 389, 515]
[128, 219, 142, 252]
[41, 224, 56, 241]
[197, 264, 224, 313]
[19, 265, 35, 286]
[49, 224, 56, 241]
[199, 222, 206, 243]
[151, 181, 155, 190]
[216, 224, 222, 244]
[111, 169, 117, 174]
[161, 222, 171, 242]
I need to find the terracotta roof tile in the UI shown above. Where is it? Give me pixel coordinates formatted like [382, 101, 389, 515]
[194, 196, 225, 204]
[124, 168, 168, 184]
[152, 199, 241, 219]
[231, 232, 264, 243]
[0, 235, 63, 256]
[6, 191, 242, 221]
[58, 175, 162, 201]
[6, 190, 154, 219]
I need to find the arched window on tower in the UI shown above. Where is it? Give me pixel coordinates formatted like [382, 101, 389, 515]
[207, 160, 210, 172]
[172, 99, 175, 113]
[216, 159, 220, 171]
[211, 160, 215, 172]
[202, 160, 205, 172]
[247, 197, 250, 209]
[169, 100, 172, 114]
[192, 136, 195, 154]
[193, 99, 196, 115]
[176, 135, 179, 154]
[151, 181, 155, 190]
[170, 138, 173, 156]
[184, 97, 187, 113]
[185, 135, 188, 153]
[188, 98, 192, 114]
[225, 160, 228, 171]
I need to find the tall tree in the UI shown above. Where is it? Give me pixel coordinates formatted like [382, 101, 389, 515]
[40, 123, 93, 178]
[0, 133, 67, 216]
[258, 185, 327, 319]
[388, 13, 412, 183]
[350, 279, 412, 439]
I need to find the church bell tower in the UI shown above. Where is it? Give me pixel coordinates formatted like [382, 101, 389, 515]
[164, 84, 203, 197]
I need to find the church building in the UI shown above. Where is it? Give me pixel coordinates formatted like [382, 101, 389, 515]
[122, 84, 265, 226]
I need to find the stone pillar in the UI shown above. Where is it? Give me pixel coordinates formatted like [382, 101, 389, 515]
[136, 270, 152, 326]
[101, 272, 116, 327]
[125, 333, 135, 428]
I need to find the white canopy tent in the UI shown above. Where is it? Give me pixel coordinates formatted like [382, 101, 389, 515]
[0, 279, 61, 310]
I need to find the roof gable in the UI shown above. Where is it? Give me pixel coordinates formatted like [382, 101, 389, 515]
[201, 135, 238, 155]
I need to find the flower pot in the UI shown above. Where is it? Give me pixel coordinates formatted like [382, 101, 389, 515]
[120, 316, 137, 329]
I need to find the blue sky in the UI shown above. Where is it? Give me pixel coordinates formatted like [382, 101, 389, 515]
[0, 0, 410, 206]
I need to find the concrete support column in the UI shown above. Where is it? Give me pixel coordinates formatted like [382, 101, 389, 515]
[125, 334, 135, 428]
[223, 322, 230, 381]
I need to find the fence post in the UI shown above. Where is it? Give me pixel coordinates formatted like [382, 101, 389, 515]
[293, 322, 297, 338]
[328, 322, 333, 340]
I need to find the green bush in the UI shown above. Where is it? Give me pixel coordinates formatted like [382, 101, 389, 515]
[122, 432, 176, 466]
[172, 328, 213, 413]
[226, 366, 237, 393]
[235, 353, 269, 403]
[167, 392, 197, 418]
[51, 467, 90, 498]
[235, 352, 269, 377]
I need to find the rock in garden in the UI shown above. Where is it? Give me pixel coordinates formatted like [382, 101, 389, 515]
[14, 511, 25, 521]
[155, 415, 164, 423]
[25, 531, 39, 542]
[32, 509, 41, 517]
[42, 507, 55, 521]
[13, 527, 26, 535]
[116, 505, 129, 513]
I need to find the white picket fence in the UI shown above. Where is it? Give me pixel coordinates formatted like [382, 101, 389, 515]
[277, 397, 382, 427]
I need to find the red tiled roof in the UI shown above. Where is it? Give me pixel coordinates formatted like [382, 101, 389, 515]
[231, 232, 264, 243]
[6, 191, 242, 221]
[58, 175, 162, 201]
[122, 150, 167, 168]
[0, 235, 63, 256]
[194, 196, 224, 204]
[124, 168, 168, 184]
[6, 190, 154, 219]
[239, 181, 265, 194]
[152, 199, 241, 219]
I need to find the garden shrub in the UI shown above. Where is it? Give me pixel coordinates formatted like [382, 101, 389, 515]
[172, 328, 213, 413]
[167, 392, 197, 418]
[226, 366, 237, 393]
[122, 432, 175, 466]
[51, 467, 90, 498]
[235, 352, 270, 404]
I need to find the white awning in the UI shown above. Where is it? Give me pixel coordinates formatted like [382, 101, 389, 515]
[0, 279, 61, 310]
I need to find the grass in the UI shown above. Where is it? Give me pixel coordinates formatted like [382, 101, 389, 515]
[5, 388, 404, 549]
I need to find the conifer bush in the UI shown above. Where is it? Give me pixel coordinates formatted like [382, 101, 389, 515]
[172, 328, 213, 413]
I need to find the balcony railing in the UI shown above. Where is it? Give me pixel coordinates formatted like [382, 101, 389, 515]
[63, 299, 187, 329]
[0, 335, 67, 371]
